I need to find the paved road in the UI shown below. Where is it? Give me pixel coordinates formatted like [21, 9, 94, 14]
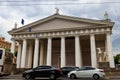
[0, 75, 120, 80]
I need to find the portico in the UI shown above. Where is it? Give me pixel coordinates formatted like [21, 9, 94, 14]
[8, 12, 115, 69]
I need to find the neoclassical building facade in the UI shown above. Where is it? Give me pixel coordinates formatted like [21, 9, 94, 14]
[8, 12, 115, 69]
[0, 37, 18, 51]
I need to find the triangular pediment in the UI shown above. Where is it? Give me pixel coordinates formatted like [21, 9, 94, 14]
[17, 18, 95, 33]
[8, 14, 114, 34]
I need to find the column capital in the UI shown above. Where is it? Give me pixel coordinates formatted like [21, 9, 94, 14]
[75, 35, 79, 37]
[23, 38, 26, 40]
[90, 34, 95, 36]
[106, 32, 111, 35]
[35, 37, 39, 42]
[35, 37, 39, 39]
[48, 37, 52, 39]
[61, 36, 65, 38]
[35, 34, 39, 38]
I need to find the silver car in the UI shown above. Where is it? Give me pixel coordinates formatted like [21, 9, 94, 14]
[68, 66, 105, 79]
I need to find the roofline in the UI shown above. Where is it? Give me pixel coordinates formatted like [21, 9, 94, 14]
[8, 14, 115, 34]
[9, 25, 113, 35]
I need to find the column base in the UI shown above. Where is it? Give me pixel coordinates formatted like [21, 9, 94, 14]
[14, 68, 31, 75]
[98, 62, 110, 71]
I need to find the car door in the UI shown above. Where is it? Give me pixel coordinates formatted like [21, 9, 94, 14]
[40, 66, 52, 77]
[62, 67, 73, 75]
[81, 69, 91, 77]
[34, 67, 43, 77]
[76, 67, 87, 78]
[61, 67, 67, 75]
[84, 67, 96, 77]
[34, 66, 52, 77]
[78, 67, 96, 78]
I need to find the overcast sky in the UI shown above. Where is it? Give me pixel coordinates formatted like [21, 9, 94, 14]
[0, 0, 120, 55]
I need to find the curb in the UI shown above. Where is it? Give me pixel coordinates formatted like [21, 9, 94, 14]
[105, 76, 120, 79]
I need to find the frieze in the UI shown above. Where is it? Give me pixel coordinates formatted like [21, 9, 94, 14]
[12, 27, 111, 39]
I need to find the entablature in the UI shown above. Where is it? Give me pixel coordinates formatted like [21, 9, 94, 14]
[11, 27, 111, 40]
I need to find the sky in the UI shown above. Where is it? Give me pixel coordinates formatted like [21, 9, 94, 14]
[0, 0, 120, 55]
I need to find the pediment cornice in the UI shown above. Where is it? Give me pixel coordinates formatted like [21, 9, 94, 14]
[8, 14, 114, 34]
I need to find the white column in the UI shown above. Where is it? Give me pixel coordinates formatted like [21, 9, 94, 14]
[75, 36, 82, 67]
[61, 37, 66, 67]
[106, 33, 115, 68]
[21, 39, 27, 68]
[11, 39, 15, 54]
[33, 38, 39, 68]
[46, 38, 52, 65]
[90, 34, 97, 67]
[28, 44, 33, 68]
[16, 43, 22, 68]
[39, 41, 44, 65]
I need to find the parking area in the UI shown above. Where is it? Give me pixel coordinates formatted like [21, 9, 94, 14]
[0, 75, 101, 80]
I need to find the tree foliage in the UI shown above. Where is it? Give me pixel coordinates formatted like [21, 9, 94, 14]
[114, 54, 120, 64]
[14, 51, 18, 57]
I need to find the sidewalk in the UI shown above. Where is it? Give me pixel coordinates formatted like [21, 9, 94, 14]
[1, 74, 120, 79]
[105, 70, 120, 79]
[9, 74, 120, 79]
[105, 76, 120, 79]
[0, 74, 22, 79]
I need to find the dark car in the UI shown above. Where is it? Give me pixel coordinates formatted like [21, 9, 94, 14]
[22, 65, 62, 80]
[60, 66, 79, 76]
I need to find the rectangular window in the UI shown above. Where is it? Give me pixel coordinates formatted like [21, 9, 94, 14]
[0, 50, 3, 59]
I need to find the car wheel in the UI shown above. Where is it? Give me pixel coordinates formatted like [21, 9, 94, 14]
[25, 74, 31, 80]
[49, 74, 56, 80]
[31, 77, 35, 79]
[93, 74, 100, 80]
[70, 74, 76, 79]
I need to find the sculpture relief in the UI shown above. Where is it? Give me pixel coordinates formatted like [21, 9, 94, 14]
[103, 52, 109, 62]
[97, 48, 109, 62]
[97, 48, 102, 62]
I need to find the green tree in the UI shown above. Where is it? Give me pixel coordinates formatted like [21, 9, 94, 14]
[5, 48, 10, 52]
[114, 54, 120, 64]
[14, 51, 18, 57]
